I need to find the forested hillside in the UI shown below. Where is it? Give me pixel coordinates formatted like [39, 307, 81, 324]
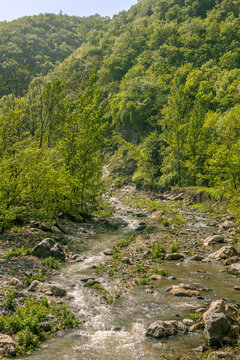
[0, 13, 106, 97]
[54, 0, 240, 214]
[0, 0, 240, 230]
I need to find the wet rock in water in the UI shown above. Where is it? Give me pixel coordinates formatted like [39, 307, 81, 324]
[207, 351, 235, 359]
[191, 255, 204, 261]
[203, 235, 224, 246]
[104, 249, 114, 256]
[168, 276, 177, 280]
[170, 287, 200, 297]
[165, 253, 185, 261]
[0, 334, 16, 356]
[37, 283, 66, 297]
[219, 221, 234, 230]
[227, 263, 240, 275]
[208, 246, 238, 260]
[224, 256, 239, 266]
[150, 274, 163, 281]
[234, 286, 240, 291]
[32, 238, 66, 261]
[49, 284, 67, 297]
[146, 320, 187, 338]
[203, 300, 240, 347]
[167, 283, 200, 297]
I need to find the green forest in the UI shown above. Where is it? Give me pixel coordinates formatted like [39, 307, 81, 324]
[0, 0, 240, 230]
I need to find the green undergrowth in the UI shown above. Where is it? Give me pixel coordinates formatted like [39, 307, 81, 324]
[3, 246, 32, 259]
[187, 312, 203, 322]
[41, 256, 62, 270]
[113, 234, 136, 252]
[0, 294, 78, 355]
[123, 197, 178, 215]
[26, 270, 45, 285]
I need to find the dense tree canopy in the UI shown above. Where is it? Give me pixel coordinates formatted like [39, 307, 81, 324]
[0, 0, 240, 225]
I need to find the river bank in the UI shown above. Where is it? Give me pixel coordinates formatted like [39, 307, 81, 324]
[0, 185, 240, 359]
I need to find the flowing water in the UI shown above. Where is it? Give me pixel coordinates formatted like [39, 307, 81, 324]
[23, 199, 240, 360]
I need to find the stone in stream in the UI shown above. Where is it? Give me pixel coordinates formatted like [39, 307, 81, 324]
[32, 238, 66, 261]
[170, 287, 200, 297]
[37, 283, 67, 297]
[203, 300, 240, 347]
[203, 235, 224, 246]
[227, 262, 240, 275]
[224, 256, 239, 266]
[167, 283, 200, 297]
[150, 274, 164, 281]
[208, 246, 238, 260]
[165, 253, 185, 261]
[146, 320, 187, 338]
[191, 255, 204, 261]
[104, 249, 114, 256]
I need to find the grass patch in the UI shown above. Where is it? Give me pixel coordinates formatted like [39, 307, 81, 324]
[123, 197, 178, 215]
[170, 242, 180, 253]
[26, 270, 45, 285]
[191, 202, 214, 213]
[41, 257, 62, 270]
[150, 242, 166, 259]
[187, 312, 203, 322]
[0, 296, 78, 355]
[3, 246, 32, 259]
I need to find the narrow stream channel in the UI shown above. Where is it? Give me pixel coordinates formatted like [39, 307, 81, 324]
[23, 199, 240, 360]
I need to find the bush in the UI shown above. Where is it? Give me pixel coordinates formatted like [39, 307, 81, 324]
[170, 242, 180, 253]
[151, 242, 166, 259]
[41, 257, 62, 269]
[0, 296, 78, 355]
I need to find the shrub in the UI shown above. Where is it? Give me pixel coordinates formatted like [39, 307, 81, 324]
[41, 257, 62, 269]
[170, 242, 180, 253]
[151, 242, 166, 259]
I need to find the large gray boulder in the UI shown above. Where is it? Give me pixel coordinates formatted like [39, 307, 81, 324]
[32, 238, 66, 261]
[203, 300, 240, 347]
[204, 313, 231, 347]
[146, 320, 187, 338]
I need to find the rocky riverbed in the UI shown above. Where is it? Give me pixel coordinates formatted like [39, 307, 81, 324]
[0, 186, 240, 359]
